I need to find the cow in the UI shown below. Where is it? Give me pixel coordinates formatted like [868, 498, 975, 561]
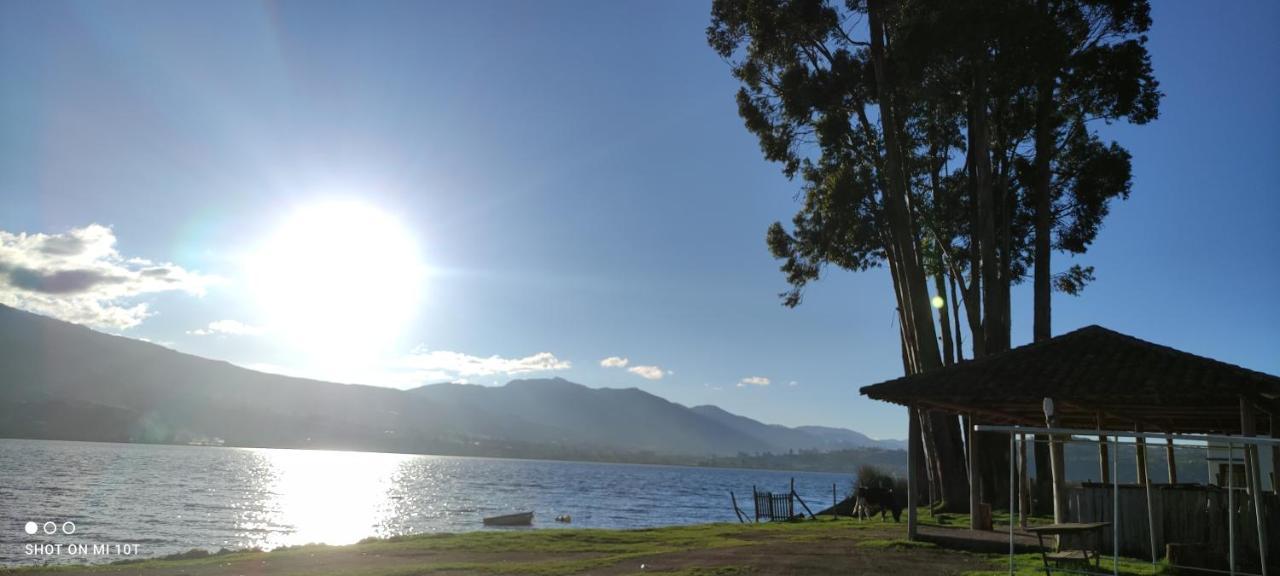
[852, 485, 902, 522]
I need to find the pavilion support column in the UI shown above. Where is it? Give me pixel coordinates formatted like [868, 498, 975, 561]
[968, 414, 980, 530]
[1272, 413, 1279, 495]
[1135, 424, 1149, 487]
[908, 403, 920, 541]
[1240, 397, 1269, 575]
[1165, 436, 1178, 484]
[1044, 399, 1068, 526]
[1097, 413, 1110, 484]
[1019, 433, 1029, 528]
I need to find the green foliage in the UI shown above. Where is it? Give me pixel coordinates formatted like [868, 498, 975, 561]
[708, 0, 1161, 306]
[856, 463, 896, 489]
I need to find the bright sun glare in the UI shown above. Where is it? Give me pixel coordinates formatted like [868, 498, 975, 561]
[248, 201, 424, 363]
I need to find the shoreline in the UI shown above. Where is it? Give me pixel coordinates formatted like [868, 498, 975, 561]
[0, 436, 897, 477]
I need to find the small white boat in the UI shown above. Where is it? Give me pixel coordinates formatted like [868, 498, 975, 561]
[483, 511, 533, 526]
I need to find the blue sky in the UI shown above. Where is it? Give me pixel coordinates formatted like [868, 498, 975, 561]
[1, 1, 1277, 440]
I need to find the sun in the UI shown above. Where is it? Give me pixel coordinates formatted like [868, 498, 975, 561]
[247, 200, 424, 363]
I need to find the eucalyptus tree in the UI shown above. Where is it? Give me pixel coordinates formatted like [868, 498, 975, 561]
[708, 0, 1159, 513]
[708, 0, 971, 510]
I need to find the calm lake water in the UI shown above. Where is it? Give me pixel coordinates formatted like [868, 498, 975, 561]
[0, 439, 852, 566]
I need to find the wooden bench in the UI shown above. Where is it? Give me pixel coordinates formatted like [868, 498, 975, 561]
[1025, 522, 1111, 575]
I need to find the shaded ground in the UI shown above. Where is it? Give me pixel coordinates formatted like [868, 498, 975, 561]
[2, 517, 1168, 576]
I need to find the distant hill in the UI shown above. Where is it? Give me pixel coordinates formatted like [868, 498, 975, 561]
[793, 425, 908, 451]
[0, 304, 905, 465]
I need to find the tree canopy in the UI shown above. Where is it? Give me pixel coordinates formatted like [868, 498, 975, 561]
[709, 0, 1160, 512]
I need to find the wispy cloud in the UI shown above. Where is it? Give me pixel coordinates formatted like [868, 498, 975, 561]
[188, 319, 266, 337]
[600, 356, 629, 368]
[626, 365, 665, 380]
[738, 376, 770, 387]
[787, 380, 799, 387]
[0, 224, 212, 329]
[600, 355, 665, 380]
[402, 348, 571, 382]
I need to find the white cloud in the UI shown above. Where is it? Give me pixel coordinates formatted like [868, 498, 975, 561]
[188, 319, 266, 336]
[600, 355, 664, 380]
[402, 348, 571, 381]
[627, 365, 665, 380]
[787, 380, 799, 387]
[738, 376, 771, 387]
[600, 356, 630, 368]
[0, 224, 212, 329]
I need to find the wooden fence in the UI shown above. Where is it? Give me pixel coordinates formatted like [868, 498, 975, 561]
[1070, 483, 1278, 571]
[754, 490, 794, 522]
[734, 479, 815, 523]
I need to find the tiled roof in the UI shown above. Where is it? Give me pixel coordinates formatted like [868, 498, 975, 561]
[859, 325, 1280, 434]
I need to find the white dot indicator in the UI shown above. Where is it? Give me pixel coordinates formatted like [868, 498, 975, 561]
[62, 521, 76, 535]
[24, 521, 37, 535]
[43, 521, 57, 535]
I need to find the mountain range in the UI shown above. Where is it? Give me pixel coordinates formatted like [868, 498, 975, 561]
[0, 304, 903, 460]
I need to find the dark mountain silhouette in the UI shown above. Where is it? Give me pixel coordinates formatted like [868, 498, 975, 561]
[0, 304, 903, 459]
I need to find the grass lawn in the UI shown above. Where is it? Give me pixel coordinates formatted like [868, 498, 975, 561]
[1, 517, 1172, 576]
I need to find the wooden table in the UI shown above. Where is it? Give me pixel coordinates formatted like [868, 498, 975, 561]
[1024, 522, 1111, 574]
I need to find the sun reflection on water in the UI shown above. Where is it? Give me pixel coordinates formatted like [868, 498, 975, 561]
[237, 448, 412, 549]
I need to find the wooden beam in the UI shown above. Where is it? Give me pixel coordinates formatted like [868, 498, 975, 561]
[1063, 400, 1162, 432]
[1165, 436, 1178, 484]
[916, 400, 1030, 425]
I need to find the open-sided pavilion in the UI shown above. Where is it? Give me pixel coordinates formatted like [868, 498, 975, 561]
[859, 325, 1280, 570]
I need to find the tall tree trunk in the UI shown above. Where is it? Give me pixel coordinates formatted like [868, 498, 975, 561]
[869, 0, 969, 512]
[935, 271, 956, 366]
[1033, 61, 1055, 344]
[1031, 10, 1057, 512]
[963, 147, 986, 359]
[949, 273, 964, 362]
[967, 39, 1012, 507]
[972, 66, 998, 358]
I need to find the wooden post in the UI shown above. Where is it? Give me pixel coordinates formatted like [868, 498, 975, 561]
[1044, 399, 1067, 527]
[1240, 397, 1269, 576]
[969, 414, 981, 530]
[1135, 424, 1148, 487]
[1097, 412, 1110, 484]
[1141, 431, 1156, 566]
[1165, 436, 1178, 484]
[752, 485, 758, 523]
[1272, 412, 1280, 495]
[907, 404, 920, 540]
[1019, 432, 1029, 528]
[833, 483, 838, 519]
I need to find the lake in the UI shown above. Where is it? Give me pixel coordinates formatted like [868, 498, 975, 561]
[0, 439, 852, 566]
